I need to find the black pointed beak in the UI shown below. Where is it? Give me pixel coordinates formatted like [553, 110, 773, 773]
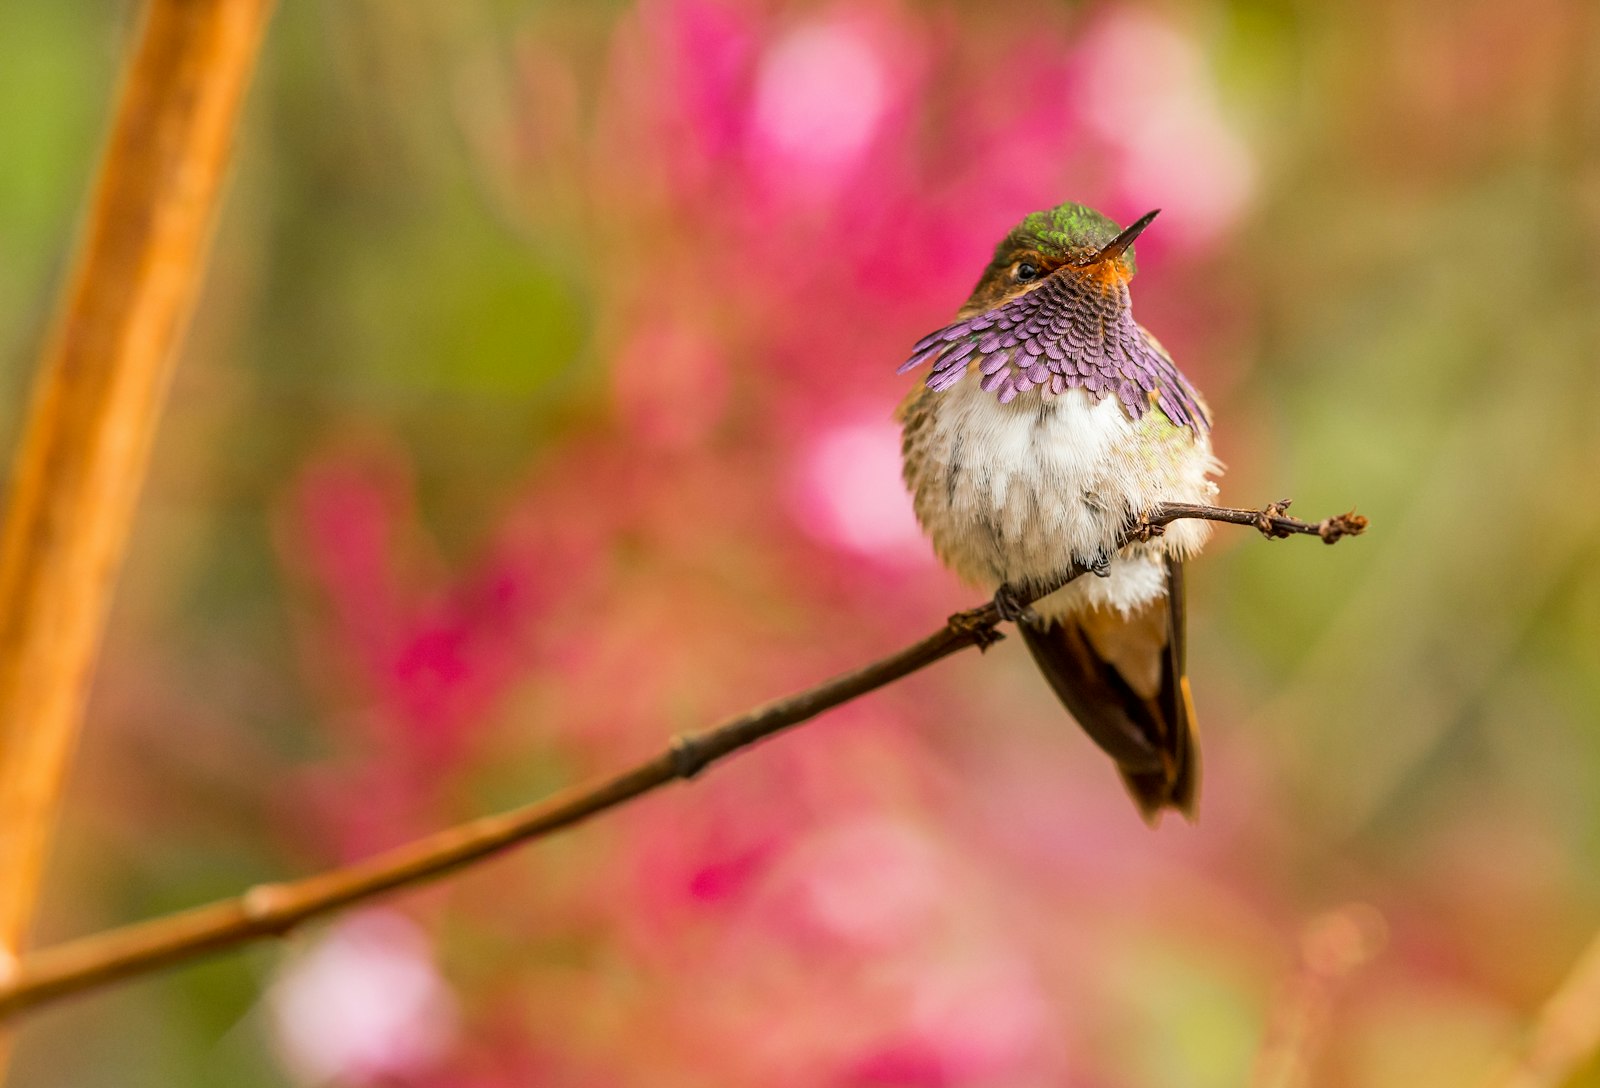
[1077, 209, 1160, 266]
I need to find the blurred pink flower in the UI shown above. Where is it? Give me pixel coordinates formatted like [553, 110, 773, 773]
[269, 910, 459, 1085]
[840, 957, 1057, 1086]
[764, 817, 945, 951]
[789, 412, 930, 564]
[656, 0, 756, 161]
[1072, 9, 1254, 246]
[290, 450, 564, 765]
[746, 14, 894, 201]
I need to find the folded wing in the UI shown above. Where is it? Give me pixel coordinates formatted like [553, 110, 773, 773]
[1017, 557, 1199, 823]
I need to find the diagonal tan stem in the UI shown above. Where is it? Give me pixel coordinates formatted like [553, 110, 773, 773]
[0, 500, 1363, 1025]
[0, 0, 274, 1072]
[1481, 930, 1600, 1088]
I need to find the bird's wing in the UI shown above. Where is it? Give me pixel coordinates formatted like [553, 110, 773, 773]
[1017, 556, 1199, 824]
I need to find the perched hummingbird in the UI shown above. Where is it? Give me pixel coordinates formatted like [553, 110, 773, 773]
[898, 202, 1220, 823]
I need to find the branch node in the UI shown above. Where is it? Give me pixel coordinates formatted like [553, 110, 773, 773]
[1126, 512, 1166, 543]
[1317, 510, 1368, 544]
[1256, 498, 1295, 539]
[669, 734, 712, 780]
[241, 884, 291, 933]
[948, 607, 1005, 651]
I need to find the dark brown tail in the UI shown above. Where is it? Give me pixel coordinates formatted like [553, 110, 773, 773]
[1017, 557, 1199, 824]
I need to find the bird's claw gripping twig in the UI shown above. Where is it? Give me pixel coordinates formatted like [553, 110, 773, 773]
[992, 583, 1040, 626]
[1087, 550, 1113, 578]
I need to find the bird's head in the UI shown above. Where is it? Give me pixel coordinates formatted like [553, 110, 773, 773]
[960, 203, 1159, 317]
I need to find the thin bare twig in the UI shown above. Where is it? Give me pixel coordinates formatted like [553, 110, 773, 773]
[1481, 929, 1600, 1088]
[0, 500, 1364, 1024]
[1134, 499, 1367, 545]
[0, 0, 272, 1074]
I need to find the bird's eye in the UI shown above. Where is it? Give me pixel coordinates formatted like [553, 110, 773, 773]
[1015, 262, 1041, 283]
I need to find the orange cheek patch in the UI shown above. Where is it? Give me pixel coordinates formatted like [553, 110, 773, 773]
[1087, 259, 1135, 288]
[1060, 261, 1133, 293]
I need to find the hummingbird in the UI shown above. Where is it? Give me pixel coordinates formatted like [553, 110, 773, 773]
[897, 202, 1220, 823]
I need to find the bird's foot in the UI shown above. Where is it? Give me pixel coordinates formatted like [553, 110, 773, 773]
[948, 606, 1005, 651]
[991, 582, 1040, 626]
[1086, 549, 1113, 578]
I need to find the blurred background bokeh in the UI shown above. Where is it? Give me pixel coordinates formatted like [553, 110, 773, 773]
[2, 1, 1599, 1085]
